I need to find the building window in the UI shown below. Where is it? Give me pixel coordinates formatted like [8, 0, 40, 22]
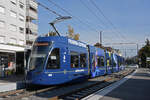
[30, 6, 37, 12]
[97, 56, 100, 67]
[10, 24, 17, 31]
[19, 14, 24, 21]
[10, 11, 17, 18]
[19, 27, 24, 33]
[80, 53, 87, 68]
[19, 40, 24, 45]
[0, 6, 5, 14]
[70, 51, 79, 68]
[19, 2, 24, 9]
[0, 21, 5, 28]
[100, 56, 104, 67]
[0, 36, 5, 43]
[10, 38, 17, 44]
[46, 48, 60, 69]
[10, 0, 17, 5]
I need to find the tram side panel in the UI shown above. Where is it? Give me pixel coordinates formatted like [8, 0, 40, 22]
[67, 40, 89, 83]
[45, 42, 70, 84]
[105, 51, 113, 74]
[88, 45, 96, 78]
[112, 54, 119, 72]
[88, 45, 107, 78]
[95, 48, 107, 76]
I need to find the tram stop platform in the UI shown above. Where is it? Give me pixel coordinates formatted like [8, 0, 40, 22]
[0, 75, 25, 92]
[83, 68, 150, 100]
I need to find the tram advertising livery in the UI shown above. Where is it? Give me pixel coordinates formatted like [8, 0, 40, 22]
[26, 36, 125, 85]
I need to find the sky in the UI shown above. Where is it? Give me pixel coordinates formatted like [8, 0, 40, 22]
[37, 0, 150, 57]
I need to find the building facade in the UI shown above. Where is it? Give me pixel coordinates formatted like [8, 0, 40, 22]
[26, 0, 38, 47]
[0, 0, 38, 77]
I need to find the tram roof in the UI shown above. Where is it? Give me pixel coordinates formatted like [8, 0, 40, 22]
[36, 36, 87, 48]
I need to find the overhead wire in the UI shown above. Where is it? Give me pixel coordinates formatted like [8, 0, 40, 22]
[45, 0, 100, 33]
[38, 0, 126, 45]
[79, 0, 118, 42]
[79, 0, 106, 29]
[89, 0, 128, 42]
[37, 2, 62, 17]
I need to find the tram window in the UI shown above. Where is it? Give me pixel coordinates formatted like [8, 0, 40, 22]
[100, 56, 104, 66]
[47, 48, 60, 69]
[117, 59, 120, 67]
[113, 61, 116, 67]
[80, 53, 87, 68]
[70, 51, 79, 68]
[110, 59, 112, 66]
[97, 56, 100, 67]
[118, 60, 121, 66]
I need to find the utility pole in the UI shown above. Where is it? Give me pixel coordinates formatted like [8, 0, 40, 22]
[136, 43, 139, 56]
[100, 31, 102, 45]
[125, 49, 127, 58]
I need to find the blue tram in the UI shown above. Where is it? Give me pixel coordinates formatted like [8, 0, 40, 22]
[105, 51, 113, 74]
[26, 36, 125, 85]
[112, 53, 119, 72]
[88, 45, 106, 78]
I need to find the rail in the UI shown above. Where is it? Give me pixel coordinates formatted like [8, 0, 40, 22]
[0, 68, 135, 100]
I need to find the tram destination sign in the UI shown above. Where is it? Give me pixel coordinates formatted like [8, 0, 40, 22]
[68, 39, 86, 48]
[35, 42, 49, 46]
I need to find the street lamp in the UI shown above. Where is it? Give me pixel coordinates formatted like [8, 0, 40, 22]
[49, 16, 72, 36]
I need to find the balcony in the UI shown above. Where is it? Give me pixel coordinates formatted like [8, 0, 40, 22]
[26, 34, 37, 42]
[26, 22, 38, 33]
[26, 9, 38, 20]
[19, 0, 24, 4]
[0, 0, 5, 5]
[29, 0, 38, 10]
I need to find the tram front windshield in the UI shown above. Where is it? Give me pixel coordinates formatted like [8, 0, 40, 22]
[29, 42, 50, 71]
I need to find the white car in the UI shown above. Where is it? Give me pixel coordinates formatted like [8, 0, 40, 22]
[129, 64, 139, 68]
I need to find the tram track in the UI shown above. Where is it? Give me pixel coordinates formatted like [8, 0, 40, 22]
[0, 68, 135, 100]
[51, 69, 135, 100]
[0, 89, 25, 98]
[0, 86, 57, 100]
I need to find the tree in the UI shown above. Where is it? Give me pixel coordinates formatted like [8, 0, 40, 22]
[68, 25, 74, 38]
[94, 43, 103, 49]
[146, 38, 150, 46]
[67, 25, 80, 40]
[138, 38, 150, 68]
[73, 34, 80, 40]
[45, 31, 57, 36]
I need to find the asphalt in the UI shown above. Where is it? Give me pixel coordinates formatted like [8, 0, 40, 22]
[100, 68, 150, 100]
[0, 75, 25, 92]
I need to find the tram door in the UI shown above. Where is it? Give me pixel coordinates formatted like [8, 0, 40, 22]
[89, 53, 96, 78]
[91, 54, 96, 73]
[46, 47, 69, 83]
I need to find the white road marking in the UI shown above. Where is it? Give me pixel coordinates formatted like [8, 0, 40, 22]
[82, 70, 137, 100]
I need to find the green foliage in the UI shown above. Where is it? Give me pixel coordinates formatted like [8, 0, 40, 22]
[46, 31, 57, 36]
[125, 56, 138, 65]
[138, 38, 150, 67]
